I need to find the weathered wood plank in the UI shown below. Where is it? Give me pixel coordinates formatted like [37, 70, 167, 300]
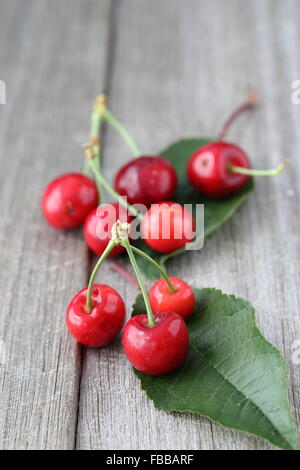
[76, 0, 300, 450]
[0, 0, 111, 449]
[1, 0, 299, 451]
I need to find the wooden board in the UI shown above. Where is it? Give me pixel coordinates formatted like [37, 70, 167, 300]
[0, 0, 299, 450]
[0, 0, 111, 449]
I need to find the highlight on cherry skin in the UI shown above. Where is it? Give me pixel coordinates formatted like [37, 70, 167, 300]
[84, 203, 133, 257]
[41, 173, 99, 229]
[122, 312, 189, 375]
[187, 142, 251, 198]
[149, 277, 195, 320]
[114, 156, 177, 207]
[66, 284, 125, 347]
[142, 201, 196, 253]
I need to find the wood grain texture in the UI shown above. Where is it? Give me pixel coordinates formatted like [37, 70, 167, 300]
[0, 0, 111, 449]
[76, 0, 300, 450]
[0, 0, 299, 451]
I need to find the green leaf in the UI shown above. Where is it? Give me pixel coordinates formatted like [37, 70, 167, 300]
[131, 288, 300, 450]
[127, 138, 254, 279]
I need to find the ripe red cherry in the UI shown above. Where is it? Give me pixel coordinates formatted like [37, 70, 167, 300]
[114, 156, 177, 207]
[187, 142, 251, 197]
[66, 284, 125, 347]
[84, 203, 133, 257]
[149, 277, 195, 320]
[142, 201, 195, 253]
[122, 312, 189, 375]
[41, 173, 99, 229]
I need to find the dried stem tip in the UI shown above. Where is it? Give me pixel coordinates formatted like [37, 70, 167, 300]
[83, 144, 95, 160]
[246, 89, 259, 107]
[111, 220, 131, 242]
[94, 94, 107, 113]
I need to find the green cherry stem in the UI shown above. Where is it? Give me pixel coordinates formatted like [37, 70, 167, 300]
[84, 98, 106, 201]
[228, 159, 288, 177]
[122, 238, 156, 328]
[94, 93, 141, 157]
[85, 239, 117, 313]
[130, 245, 177, 293]
[103, 109, 141, 157]
[90, 114, 102, 168]
[86, 155, 143, 221]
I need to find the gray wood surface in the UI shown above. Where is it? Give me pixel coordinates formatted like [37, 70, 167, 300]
[0, 0, 111, 449]
[0, 0, 299, 450]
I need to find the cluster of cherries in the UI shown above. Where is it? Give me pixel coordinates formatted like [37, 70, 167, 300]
[66, 220, 194, 375]
[41, 94, 286, 375]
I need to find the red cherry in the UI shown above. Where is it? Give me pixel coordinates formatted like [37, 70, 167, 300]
[149, 277, 195, 320]
[84, 203, 133, 257]
[114, 156, 177, 207]
[66, 284, 125, 347]
[41, 173, 99, 229]
[142, 201, 195, 253]
[187, 142, 251, 197]
[122, 312, 189, 375]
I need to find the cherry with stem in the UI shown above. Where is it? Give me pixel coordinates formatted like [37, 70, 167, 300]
[128, 246, 195, 320]
[217, 91, 287, 177]
[120, 226, 190, 375]
[107, 240, 195, 320]
[187, 92, 288, 197]
[85, 239, 117, 312]
[93, 95, 177, 207]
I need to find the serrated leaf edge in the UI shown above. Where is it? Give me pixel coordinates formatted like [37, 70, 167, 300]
[132, 288, 300, 450]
